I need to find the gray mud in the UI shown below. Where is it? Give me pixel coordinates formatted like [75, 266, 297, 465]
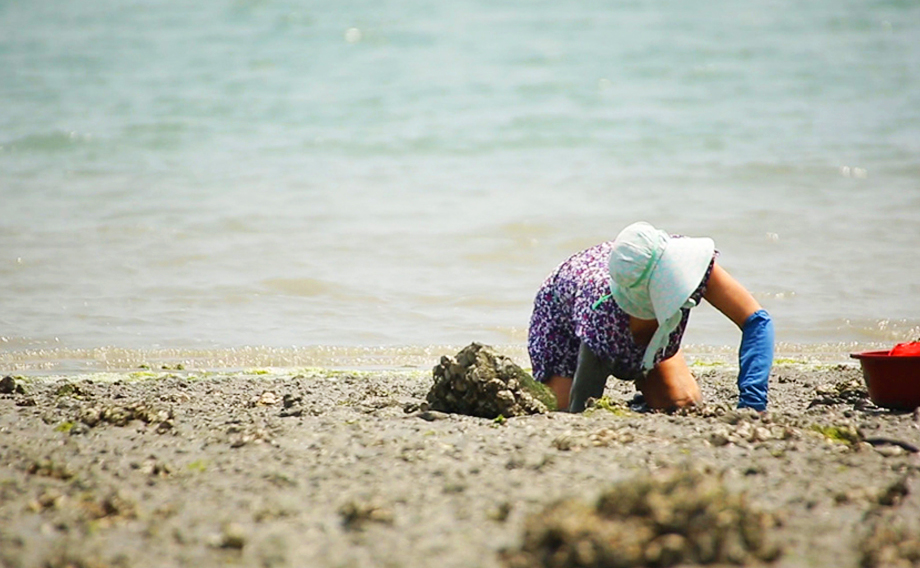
[1, 357, 920, 568]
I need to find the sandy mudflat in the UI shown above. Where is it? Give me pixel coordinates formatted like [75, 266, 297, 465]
[1, 356, 920, 568]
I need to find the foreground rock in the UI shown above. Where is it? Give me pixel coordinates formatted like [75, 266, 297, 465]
[426, 343, 556, 418]
[860, 510, 920, 567]
[503, 467, 782, 567]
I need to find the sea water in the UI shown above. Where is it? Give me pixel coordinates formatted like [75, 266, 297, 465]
[1, 0, 919, 371]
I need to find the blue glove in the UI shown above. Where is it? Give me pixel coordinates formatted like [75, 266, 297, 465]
[738, 309, 773, 411]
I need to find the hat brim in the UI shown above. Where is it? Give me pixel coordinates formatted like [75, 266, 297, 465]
[648, 236, 715, 322]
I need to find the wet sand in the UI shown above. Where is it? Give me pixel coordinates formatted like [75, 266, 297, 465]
[1, 355, 919, 568]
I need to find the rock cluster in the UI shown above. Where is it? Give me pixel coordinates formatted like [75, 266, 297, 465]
[338, 498, 395, 531]
[708, 411, 798, 448]
[552, 427, 636, 451]
[860, 512, 920, 567]
[0, 375, 26, 395]
[503, 468, 781, 568]
[79, 401, 173, 430]
[56, 401, 176, 435]
[809, 378, 870, 408]
[426, 343, 555, 419]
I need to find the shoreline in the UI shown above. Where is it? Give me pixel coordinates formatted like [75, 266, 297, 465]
[0, 341, 889, 376]
[2, 355, 920, 568]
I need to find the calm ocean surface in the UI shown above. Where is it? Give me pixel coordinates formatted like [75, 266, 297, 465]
[2, 0, 919, 371]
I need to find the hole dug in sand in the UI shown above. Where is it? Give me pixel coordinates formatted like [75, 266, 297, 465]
[502, 467, 782, 568]
[426, 342, 557, 419]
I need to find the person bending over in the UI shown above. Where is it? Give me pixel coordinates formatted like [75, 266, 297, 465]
[527, 221, 773, 413]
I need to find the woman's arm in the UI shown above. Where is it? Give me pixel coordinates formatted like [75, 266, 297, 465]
[702, 263, 762, 326]
[703, 263, 774, 411]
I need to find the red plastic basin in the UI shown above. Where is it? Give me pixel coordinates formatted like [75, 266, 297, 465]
[850, 351, 920, 411]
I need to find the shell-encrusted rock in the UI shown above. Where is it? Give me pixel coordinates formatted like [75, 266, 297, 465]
[426, 343, 556, 419]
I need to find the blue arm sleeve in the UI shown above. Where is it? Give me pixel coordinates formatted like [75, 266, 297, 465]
[738, 309, 774, 411]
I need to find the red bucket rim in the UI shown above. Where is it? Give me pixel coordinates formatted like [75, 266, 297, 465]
[850, 350, 920, 360]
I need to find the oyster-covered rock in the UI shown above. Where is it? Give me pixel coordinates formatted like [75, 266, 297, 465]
[426, 342, 556, 418]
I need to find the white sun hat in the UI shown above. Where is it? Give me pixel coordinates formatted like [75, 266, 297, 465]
[608, 221, 715, 371]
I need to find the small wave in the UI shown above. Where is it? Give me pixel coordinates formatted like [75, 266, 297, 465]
[122, 121, 189, 150]
[261, 278, 334, 297]
[834, 318, 920, 343]
[3, 130, 95, 152]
